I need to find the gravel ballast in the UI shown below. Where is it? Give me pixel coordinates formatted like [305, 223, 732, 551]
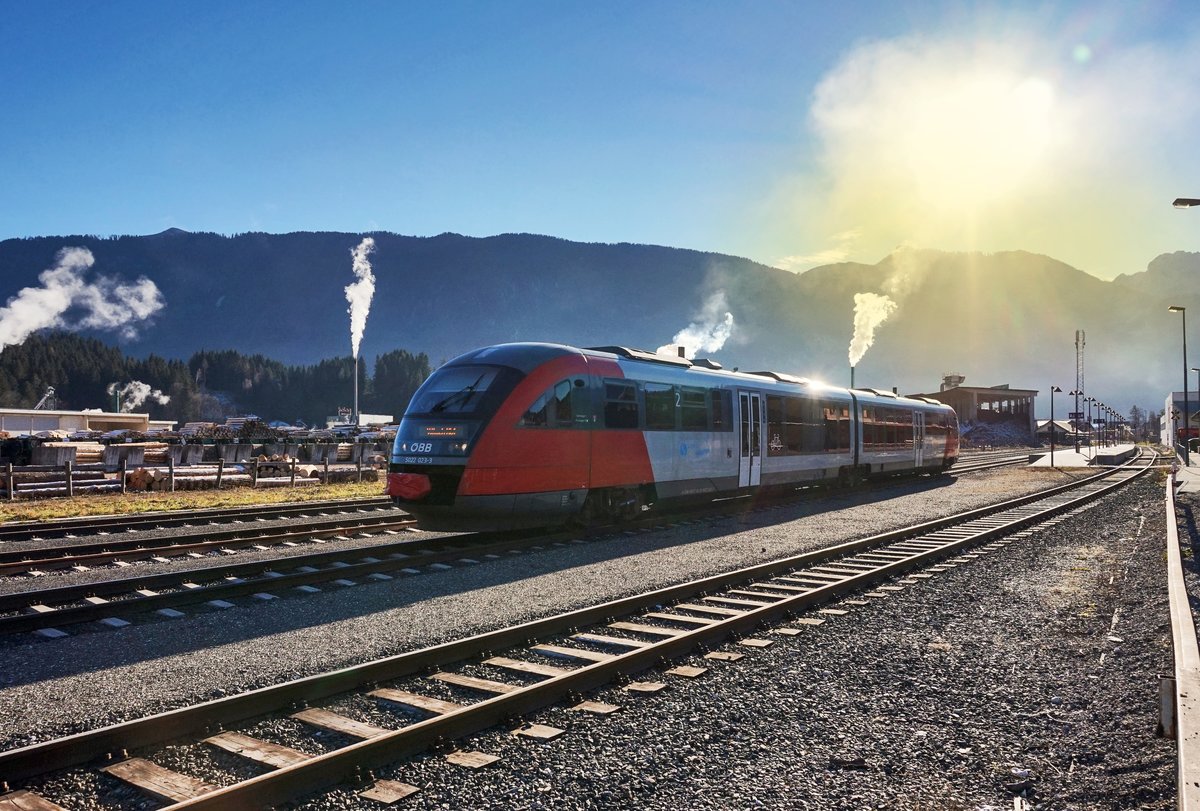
[0, 466, 1181, 809]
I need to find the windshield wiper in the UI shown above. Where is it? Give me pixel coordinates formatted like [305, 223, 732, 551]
[430, 374, 485, 413]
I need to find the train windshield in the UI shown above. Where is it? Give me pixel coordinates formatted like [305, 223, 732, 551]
[405, 364, 521, 417]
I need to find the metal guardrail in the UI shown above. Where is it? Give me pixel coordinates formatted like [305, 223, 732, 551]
[1164, 475, 1200, 810]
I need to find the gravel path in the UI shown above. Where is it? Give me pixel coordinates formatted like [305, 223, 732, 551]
[1, 466, 1176, 809]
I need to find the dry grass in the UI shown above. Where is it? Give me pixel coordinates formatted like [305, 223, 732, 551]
[0, 481, 386, 523]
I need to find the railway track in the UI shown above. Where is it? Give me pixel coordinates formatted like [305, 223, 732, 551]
[0, 455, 1039, 638]
[0, 449, 1155, 810]
[0, 525, 555, 637]
[0, 496, 395, 544]
[949, 449, 1031, 473]
[0, 511, 415, 578]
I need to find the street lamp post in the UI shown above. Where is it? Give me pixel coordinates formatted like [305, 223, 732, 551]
[1050, 385, 1061, 468]
[1069, 389, 1083, 451]
[1084, 396, 1094, 458]
[1192, 366, 1200, 451]
[1170, 305, 1189, 465]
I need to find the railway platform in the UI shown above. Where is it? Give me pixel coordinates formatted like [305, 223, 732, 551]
[1173, 456, 1200, 494]
[1027, 442, 1136, 468]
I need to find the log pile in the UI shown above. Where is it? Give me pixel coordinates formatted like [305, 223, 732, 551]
[252, 476, 319, 489]
[11, 470, 108, 486]
[41, 442, 106, 464]
[12, 481, 123, 498]
[315, 467, 380, 484]
[254, 454, 298, 478]
[140, 443, 170, 465]
[126, 465, 249, 492]
[5, 469, 118, 498]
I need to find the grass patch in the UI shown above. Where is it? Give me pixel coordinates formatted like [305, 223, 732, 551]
[0, 481, 386, 523]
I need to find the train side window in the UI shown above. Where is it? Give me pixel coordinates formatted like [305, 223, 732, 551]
[711, 389, 732, 431]
[823, 401, 851, 451]
[644, 382, 675, 430]
[766, 395, 786, 456]
[520, 379, 574, 428]
[603, 380, 639, 429]
[680, 386, 707, 430]
[862, 407, 880, 447]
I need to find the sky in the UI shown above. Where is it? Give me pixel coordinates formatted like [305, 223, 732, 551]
[3, 1, 1200, 280]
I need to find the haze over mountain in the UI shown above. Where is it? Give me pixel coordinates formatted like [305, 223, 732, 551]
[0, 230, 1194, 417]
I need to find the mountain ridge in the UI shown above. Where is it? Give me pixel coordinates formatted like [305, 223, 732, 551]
[0, 231, 1195, 414]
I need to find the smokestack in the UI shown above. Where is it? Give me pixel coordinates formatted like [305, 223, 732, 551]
[677, 346, 685, 358]
[850, 366, 855, 388]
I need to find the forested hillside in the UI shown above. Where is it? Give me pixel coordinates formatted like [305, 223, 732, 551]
[0, 333, 429, 424]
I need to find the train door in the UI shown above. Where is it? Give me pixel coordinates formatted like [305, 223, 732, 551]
[914, 411, 926, 467]
[738, 391, 763, 487]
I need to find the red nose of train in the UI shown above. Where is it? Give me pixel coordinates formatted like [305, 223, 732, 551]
[387, 472, 433, 501]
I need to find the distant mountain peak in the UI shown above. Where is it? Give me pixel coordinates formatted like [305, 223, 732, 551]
[150, 227, 190, 238]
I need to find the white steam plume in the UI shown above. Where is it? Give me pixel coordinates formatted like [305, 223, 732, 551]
[656, 290, 735, 359]
[344, 237, 376, 358]
[0, 247, 165, 349]
[848, 292, 897, 368]
[107, 380, 171, 412]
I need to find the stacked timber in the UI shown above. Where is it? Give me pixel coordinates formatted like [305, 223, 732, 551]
[126, 465, 249, 492]
[75, 443, 105, 464]
[140, 443, 170, 465]
[253, 454, 298, 478]
[3, 469, 119, 498]
[253, 476, 319, 488]
[312, 467, 380, 484]
[37, 442, 106, 465]
[13, 480, 122, 498]
[12, 470, 108, 486]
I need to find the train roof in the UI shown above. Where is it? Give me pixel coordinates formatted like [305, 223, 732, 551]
[442, 342, 953, 411]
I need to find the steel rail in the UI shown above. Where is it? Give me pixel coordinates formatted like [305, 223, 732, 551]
[0, 512, 414, 576]
[0, 528, 529, 634]
[949, 454, 1032, 473]
[0, 451, 1151, 791]
[0, 497, 394, 543]
[1165, 474, 1200, 810]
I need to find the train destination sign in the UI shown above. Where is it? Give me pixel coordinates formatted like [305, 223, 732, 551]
[422, 424, 467, 438]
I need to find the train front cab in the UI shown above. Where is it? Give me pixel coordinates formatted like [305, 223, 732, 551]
[388, 345, 649, 531]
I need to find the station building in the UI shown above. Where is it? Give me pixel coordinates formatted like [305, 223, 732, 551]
[912, 374, 1038, 440]
[1164, 391, 1200, 448]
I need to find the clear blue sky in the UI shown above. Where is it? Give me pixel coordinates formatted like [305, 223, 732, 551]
[4, 1, 1200, 278]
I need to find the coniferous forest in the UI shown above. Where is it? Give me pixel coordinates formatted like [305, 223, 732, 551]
[0, 333, 430, 425]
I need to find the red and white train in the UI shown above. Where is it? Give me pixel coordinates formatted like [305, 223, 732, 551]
[387, 343, 959, 530]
